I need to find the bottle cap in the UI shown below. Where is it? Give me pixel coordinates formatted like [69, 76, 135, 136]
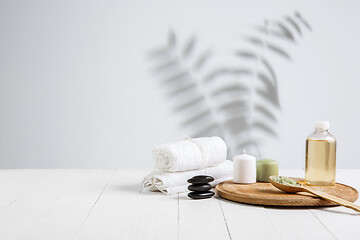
[315, 121, 329, 130]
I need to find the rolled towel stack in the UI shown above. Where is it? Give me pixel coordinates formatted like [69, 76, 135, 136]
[143, 161, 232, 194]
[143, 136, 233, 195]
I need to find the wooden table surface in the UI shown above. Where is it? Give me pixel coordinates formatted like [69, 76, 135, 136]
[0, 169, 359, 240]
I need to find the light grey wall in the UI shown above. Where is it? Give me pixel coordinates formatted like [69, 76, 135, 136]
[0, 0, 359, 168]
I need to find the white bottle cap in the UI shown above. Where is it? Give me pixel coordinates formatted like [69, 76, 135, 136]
[315, 121, 329, 130]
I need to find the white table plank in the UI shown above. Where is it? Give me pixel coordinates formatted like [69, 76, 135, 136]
[308, 170, 360, 240]
[0, 170, 114, 240]
[179, 192, 230, 240]
[27, 169, 115, 240]
[75, 169, 178, 240]
[0, 170, 53, 209]
[0, 169, 359, 240]
[262, 169, 336, 240]
[220, 169, 336, 240]
[75, 169, 156, 240]
[126, 191, 178, 240]
[218, 169, 304, 240]
[0, 170, 82, 239]
[219, 197, 282, 240]
[0, 169, 16, 184]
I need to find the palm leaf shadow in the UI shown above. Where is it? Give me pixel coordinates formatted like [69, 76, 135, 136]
[148, 11, 312, 158]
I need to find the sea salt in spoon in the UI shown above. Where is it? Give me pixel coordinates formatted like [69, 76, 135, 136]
[269, 176, 360, 212]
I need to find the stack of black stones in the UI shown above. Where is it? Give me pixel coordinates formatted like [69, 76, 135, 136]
[187, 175, 215, 199]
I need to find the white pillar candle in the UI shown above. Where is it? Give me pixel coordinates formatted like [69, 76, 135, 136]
[233, 153, 256, 184]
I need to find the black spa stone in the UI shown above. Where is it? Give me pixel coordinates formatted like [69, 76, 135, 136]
[188, 183, 212, 192]
[188, 191, 215, 199]
[187, 175, 214, 184]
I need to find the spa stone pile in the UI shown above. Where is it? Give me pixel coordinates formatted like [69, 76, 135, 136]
[187, 175, 215, 199]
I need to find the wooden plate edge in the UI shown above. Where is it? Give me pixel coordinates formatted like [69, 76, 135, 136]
[215, 180, 359, 207]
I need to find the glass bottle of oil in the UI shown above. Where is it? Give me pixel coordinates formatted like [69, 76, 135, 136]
[305, 121, 336, 186]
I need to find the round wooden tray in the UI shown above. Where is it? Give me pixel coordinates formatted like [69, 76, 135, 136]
[215, 179, 359, 206]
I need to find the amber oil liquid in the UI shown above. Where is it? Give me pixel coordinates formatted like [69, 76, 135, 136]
[305, 138, 336, 186]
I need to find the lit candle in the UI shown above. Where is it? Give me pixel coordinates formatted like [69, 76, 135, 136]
[233, 152, 256, 184]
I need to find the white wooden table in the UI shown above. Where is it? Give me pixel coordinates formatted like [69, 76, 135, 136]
[0, 169, 359, 240]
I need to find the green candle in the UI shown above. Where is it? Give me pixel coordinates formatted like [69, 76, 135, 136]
[256, 159, 279, 182]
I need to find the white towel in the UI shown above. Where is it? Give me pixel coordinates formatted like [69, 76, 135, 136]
[152, 136, 227, 172]
[143, 160, 233, 195]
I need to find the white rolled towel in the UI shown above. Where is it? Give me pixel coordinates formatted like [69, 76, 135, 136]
[152, 136, 227, 172]
[143, 160, 233, 195]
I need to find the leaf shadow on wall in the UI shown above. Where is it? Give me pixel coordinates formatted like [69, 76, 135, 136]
[148, 11, 312, 158]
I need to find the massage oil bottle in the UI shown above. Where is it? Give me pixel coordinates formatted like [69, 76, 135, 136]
[305, 121, 336, 186]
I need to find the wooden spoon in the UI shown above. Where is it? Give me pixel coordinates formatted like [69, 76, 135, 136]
[269, 176, 360, 212]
